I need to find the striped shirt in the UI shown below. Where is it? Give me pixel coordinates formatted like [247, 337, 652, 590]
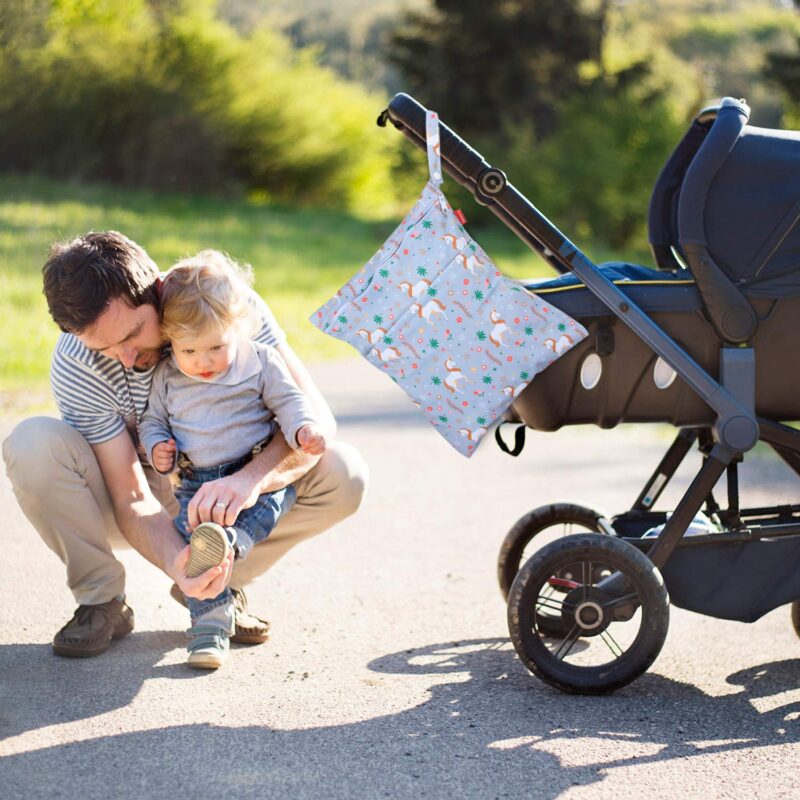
[50, 289, 286, 446]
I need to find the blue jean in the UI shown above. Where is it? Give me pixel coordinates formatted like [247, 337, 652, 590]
[174, 454, 296, 632]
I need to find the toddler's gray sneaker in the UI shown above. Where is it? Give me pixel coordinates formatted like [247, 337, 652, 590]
[186, 624, 230, 669]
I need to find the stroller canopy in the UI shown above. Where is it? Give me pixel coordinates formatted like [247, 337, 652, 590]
[650, 105, 800, 298]
[708, 125, 800, 297]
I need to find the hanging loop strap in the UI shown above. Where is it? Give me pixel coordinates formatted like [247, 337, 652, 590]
[495, 421, 527, 457]
[426, 110, 443, 186]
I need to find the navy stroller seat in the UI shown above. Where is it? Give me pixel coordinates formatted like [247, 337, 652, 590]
[512, 261, 800, 430]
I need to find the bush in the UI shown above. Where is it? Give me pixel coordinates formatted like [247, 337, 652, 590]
[514, 79, 686, 251]
[0, 0, 398, 215]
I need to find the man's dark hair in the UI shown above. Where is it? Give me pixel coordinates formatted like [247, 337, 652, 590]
[42, 231, 161, 333]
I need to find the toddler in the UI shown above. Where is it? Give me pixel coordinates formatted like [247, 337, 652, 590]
[139, 250, 326, 669]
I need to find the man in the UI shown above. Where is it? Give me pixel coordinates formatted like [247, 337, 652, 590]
[2, 231, 368, 657]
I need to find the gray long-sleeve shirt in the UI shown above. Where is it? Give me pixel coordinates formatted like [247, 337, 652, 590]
[139, 339, 318, 470]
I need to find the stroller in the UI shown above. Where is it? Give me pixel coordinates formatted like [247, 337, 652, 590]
[379, 94, 800, 694]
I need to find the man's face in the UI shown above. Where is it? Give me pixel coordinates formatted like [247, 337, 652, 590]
[78, 298, 165, 370]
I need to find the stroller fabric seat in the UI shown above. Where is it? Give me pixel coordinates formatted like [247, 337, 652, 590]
[508, 263, 800, 431]
[525, 262, 702, 317]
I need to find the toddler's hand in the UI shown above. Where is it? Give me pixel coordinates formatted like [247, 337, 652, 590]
[297, 425, 327, 456]
[152, 439, 177, 473]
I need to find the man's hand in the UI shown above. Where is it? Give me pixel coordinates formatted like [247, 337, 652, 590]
[186, 470, 262, 530]
[170, 544, 234, 600]
[152, 439, 177, 474]
[297, 424, 327, 456]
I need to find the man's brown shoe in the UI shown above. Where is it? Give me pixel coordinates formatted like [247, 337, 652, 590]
[52, 598, 135, 658]
[169, 583, 270, 644]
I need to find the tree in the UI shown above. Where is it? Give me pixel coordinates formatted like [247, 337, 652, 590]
[765, 0, 800, 114]
[387, 0, 608, 140]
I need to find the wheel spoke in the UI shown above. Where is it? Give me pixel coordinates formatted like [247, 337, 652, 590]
[600, 629, 624, 658]
[602, 591, 640, 611]
[553, 624, 582, 660]
[535, 595, 565, 614]
[581, 560, 592, 600]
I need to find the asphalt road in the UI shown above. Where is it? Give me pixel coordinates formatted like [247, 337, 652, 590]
[2, 357, 799, 799]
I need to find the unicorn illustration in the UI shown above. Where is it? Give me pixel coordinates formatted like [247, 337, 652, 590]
[356, 327, 387, 345]
[455, 252, 486, 274]
[372, 346, 401, 362]
[397, 278, 432, 298]
[443, 357, 468, 393]
[442, 233, 468, 251]
[410, 299, 447, 324]
[488, 309, 513, 347]
[543, 334, 575, 355]
[502, 383, 528, 399]
[458, 427, 487, 441]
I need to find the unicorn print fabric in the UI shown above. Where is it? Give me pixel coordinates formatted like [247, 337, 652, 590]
[311, 110, 587, 456]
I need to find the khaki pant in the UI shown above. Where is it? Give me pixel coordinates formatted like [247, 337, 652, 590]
[2, 417, 368, 606]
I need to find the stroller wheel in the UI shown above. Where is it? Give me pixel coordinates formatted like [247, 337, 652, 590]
[497, 503, 609, 602]
[791, 601, 800, 638]
[507, 534, 669, 695]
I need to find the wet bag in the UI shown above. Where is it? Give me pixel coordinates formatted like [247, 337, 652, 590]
[310, 111, 587, 456]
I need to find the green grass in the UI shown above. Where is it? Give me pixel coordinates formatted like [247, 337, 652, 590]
[0, 173, 648, 402]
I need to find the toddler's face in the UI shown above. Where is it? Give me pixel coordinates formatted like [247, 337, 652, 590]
[171, 325, 237, 380]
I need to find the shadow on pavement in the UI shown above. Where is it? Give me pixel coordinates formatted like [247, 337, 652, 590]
[2, 638, 799, 798]
[0, 631, 185, 740]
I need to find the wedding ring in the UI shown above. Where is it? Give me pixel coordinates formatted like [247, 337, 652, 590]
[215, 501, 228, 509]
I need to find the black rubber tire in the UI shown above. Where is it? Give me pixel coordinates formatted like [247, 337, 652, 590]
[507, 534, 670, 695]
[497, 503, 606, 601]
[791, 601, 800, 638]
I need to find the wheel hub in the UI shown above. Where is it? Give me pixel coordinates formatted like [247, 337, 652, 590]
[562, 586, 614, 637]
[574, 600, 604, 630]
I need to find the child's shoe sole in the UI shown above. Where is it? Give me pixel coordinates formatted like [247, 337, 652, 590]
[186, 522, 230, 578]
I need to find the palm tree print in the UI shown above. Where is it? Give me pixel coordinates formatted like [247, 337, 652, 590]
[483, 376, 493, 385]
[439, 415, 448, 423]
[383, 336, 394, 345]
[337, 315, 348, 325]
[422, 220, 432, 229]
[429, 339, 439, 349]
[379, 269, 389, 279]
[558, 322, 567, 332]
[476, 331, 487, 341]
[417, 266, 428, 276]
[427, 287, 437, 297]
[474, 290, 484, 301]
[520, 371, 529, 381]
[524, 326, 533, 336]
[373, 315, 383, 325]
[431, 376, 441, 385]
[476, 416, 487, 426]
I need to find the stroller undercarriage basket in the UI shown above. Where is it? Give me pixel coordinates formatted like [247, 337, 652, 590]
[381, 93, 800, 695]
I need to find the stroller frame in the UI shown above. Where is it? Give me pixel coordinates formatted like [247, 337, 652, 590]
[379, 93, 800, 693]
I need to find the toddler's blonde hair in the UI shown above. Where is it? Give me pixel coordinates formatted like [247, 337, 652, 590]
[160, 250, 259, 341]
